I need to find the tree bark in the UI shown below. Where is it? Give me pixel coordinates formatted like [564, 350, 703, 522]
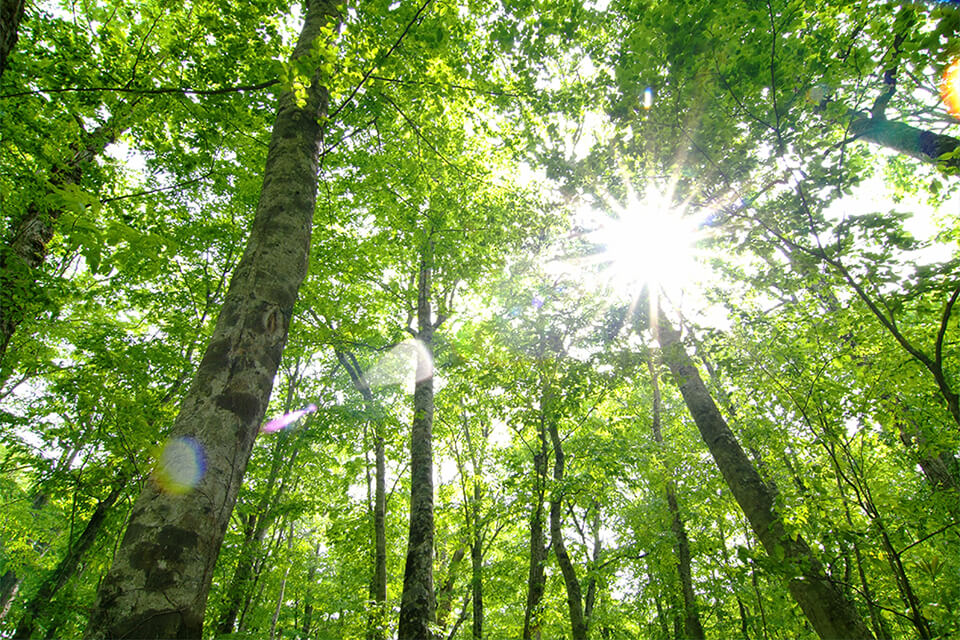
[848, 111, 960, 172]
[398, 244, 437, 640]
[470, 531, 483, 640]
[0, 111, 130, 370]
[0, 0, 26, 79]
[645, 302, 875, 640]
[13, 481, 125, 638]
[522, 408, 549, 640]
[647, 353, 705, 640]
[82, 3, 338, 637]
[334, 349, 387, 640]
[0, 570, 21, 622]
[547, 409, 587, 640]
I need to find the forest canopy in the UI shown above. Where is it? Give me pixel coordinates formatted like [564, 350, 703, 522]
[1, 0, 958, 638]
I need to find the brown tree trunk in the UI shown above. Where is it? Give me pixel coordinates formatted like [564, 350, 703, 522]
[547, 409, 587, 640]
[82, 3, 339, 637]
[334, 348, 388, 640]
[470, 532, 483, 640]
[13, 481, 125, 638]
[522, 410, 549, 640]
[398, 244, 437, 639]
[647, 353, 705, 640]
[646, 302, 875, 640]
[0, 106, 137, 372]
[0, 0, 26, 78]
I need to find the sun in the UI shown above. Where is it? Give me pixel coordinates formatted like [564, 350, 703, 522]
[576, 188, 707, 300]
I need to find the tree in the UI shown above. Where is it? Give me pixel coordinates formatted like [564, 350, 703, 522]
[83, 1, 340, 636]
[641, 294, 875, 639]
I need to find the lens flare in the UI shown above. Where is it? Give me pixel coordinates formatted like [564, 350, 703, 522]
[261, 403, 317, 433]
[643, 87, 654, 109]
[154, 437, 206, 494]
[365, 339, 432, 394]
[941, 58, 960, 120]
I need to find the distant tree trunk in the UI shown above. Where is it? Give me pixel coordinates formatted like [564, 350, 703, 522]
[333, 348, 387, 640]
[82, 3, 339, 637]
[0, 0, 26, 78]
[436, 546, 465, 629]
[647, 353, 705, 640]
[13, 481, 125, 638]
[0, 570, 21, 621]
[216, 514, 259, 635]
[522, 407, 549, 640]
[216, 416, 301, 635]
[470, 530, 483, 640]
[645, 301, 875, 640]
[0, 106, 136, 371]
[269, 524, 293, 640]
[301, 542, 319, 640]
[832, 467, 891, 640]
[547, 407, 587, 640]
[583, 505, 600, 624]
[398, 243, 437, 640]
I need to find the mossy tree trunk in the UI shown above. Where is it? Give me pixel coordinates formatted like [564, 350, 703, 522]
[398, 242, 438, 639]
[645, 300, 875, 640]
[82, 2, 339, 637]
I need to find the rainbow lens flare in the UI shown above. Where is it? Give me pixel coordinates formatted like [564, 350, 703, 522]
[154, 437, 206, 494]
[942, 58, 960, 120]
[261, 403, 317, 433]
[643, 87, 653, 109]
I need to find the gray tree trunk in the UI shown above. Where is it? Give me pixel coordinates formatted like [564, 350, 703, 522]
[547, 413, 587, 640]
[521, 407, 549, 640]
[0, 110, 132, 370]
[13, 480, 124, 638]
[646, 303, 875, 640]
[0, 0, 25, 79]
[647, 353, 705, 640]
[398, 246, 437, 639]
[848, 111, 960, 172]
[82, 2, 339, 637]
[334, 349, 387, 640]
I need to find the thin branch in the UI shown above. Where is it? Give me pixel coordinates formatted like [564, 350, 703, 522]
[328, 0, 435, 121]
[935, 286, 960, 374]
[0, 80, 279, 100]
[899, 521, 960, 555]
[100, 170, 215, 203]
[369, 74, 519, 98]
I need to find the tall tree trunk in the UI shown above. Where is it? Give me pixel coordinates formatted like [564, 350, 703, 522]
[522, 410, 549, 640]
[847, 111, 960, 172]
[82, 3, 339, 637]
[300, 540, 320, 640]
[645, 301, 875, 640]
[547, 409, 587, 640]
[334, 348, 388, 640]
[0, 107, 135, 370]
[0, 570, 21, 622]
[647, 353, 705, 640]
[470, 530, 483, 640]
[269, 524, 293, 640]
[436, 546, 465, 630]
[216, 418, 301, 635]
[13, 481, 125, 639]
[0, 0, 26, 78]
[398, 244, 437, 640]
